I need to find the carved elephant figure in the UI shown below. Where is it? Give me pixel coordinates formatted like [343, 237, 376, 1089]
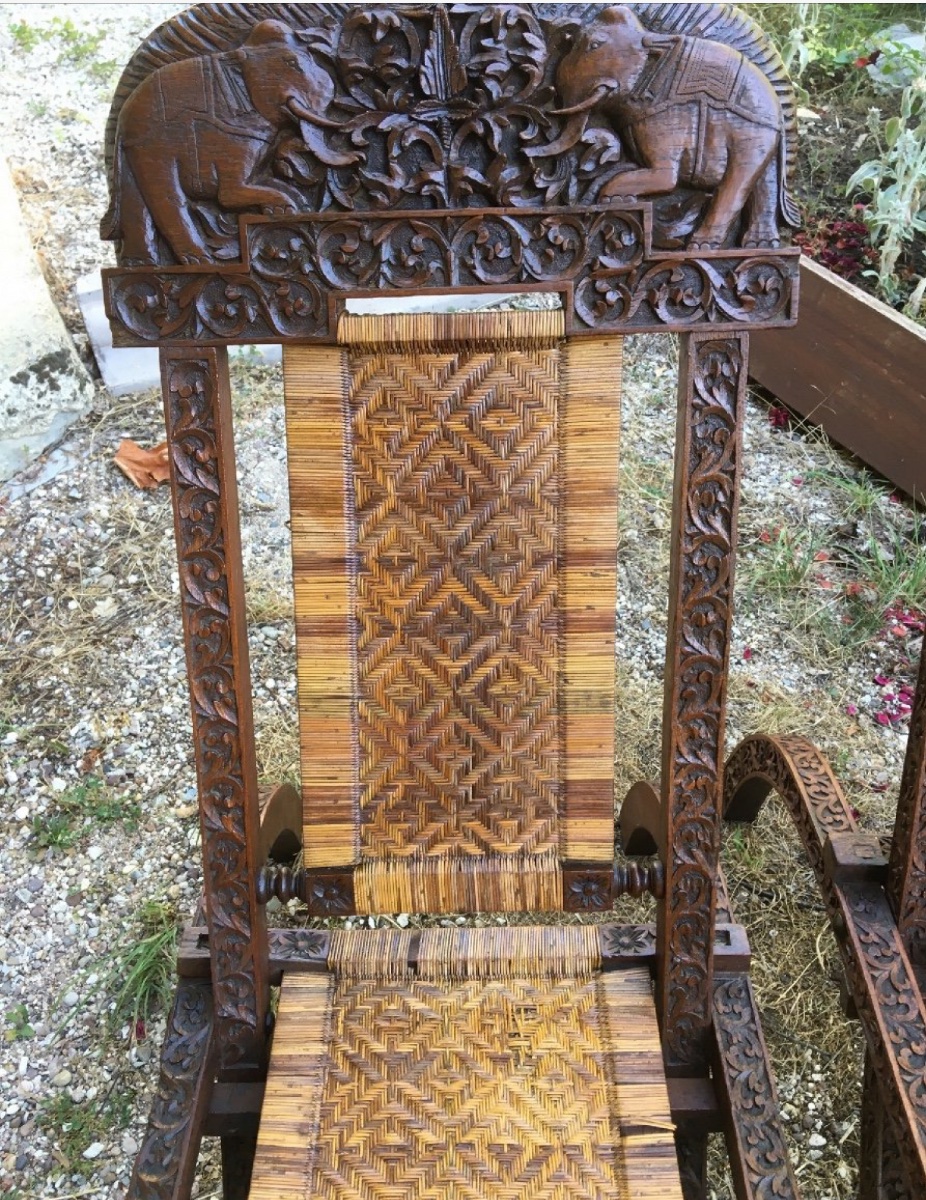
[537, 6, 800, 248]
[101, 20, 358, 264]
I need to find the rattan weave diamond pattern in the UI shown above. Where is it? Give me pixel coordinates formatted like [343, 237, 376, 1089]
[250, 927, 683, 1200]
[285, 312, 622, 910]
[351, 337, 561, 860]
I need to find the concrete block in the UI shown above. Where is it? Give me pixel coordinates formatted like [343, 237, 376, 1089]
[0, 159, 93, 482]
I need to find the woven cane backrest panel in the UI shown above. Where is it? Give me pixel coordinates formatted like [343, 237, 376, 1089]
[284, 312, 621, 913]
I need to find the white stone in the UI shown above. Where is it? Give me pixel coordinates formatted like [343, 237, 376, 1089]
[82, 1141, 105, 1160]
[0, 159, 93, 482]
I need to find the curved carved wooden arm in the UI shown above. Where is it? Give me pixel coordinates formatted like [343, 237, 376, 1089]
[724, 734, 857, 899]
[724, 732, 926, 1195]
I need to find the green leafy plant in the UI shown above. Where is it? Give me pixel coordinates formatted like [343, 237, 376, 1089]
[29, 775, 141, 850]
[4, 1003, 35, 1042]
[848, 79, 926, 305]
[744, 526, 824, 595]
[9, 20, 41, 53]
[30, 811, 79, 850]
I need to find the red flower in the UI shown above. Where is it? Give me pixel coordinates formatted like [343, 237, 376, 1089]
[768, 406, 791, 430]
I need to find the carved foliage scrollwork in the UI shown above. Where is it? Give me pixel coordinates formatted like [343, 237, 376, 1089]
[103, 4, 799, 266]
[129, 981, 214, 1199]
[888, 639, 926, 964]
[711, 975, 801, 1198]
[723, 734, 926, 1194]
[839, 884, 926, 1195]
[104, 210, 797, 345]
[659, 334, 744, 1072]
[724, 734, 855, 910]
[164, 353, 265, 1068]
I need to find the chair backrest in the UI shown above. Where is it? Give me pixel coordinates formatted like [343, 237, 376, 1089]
[101, 0, 799, 1071]
[286, 311, 621, 914]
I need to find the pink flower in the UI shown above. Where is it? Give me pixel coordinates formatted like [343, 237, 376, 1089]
[743, 646, 753, 661]
[874, 674, 890, 686]
[875, 712, 891, 726]
[845, 703, 859, 717]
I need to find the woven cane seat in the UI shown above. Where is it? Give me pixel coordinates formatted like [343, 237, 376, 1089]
[250, 927, 682, 1200]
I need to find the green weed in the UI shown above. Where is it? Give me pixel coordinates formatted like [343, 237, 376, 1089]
[6, 16, 108, 68]
[31, 811, 79, 850]
[848, 79, 926, 306]
[107, 900, 178, 1034]
[40, 1089, 133, 1176]
[48, 18, 107, 65]
[846, 519, 926, 617]
[4, 1003, 34, 1042]
[9, 21, 41, 53]
[743, 526, 823, 595]
[29, 776, 141, 851]
[804, 466, 888, 521]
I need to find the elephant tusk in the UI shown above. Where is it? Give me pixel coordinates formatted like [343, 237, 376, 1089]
[285, 97, 343, 129]
[547, 83, 616, 117]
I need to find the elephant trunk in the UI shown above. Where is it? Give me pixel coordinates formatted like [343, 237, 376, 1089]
[525, 111, 587, 160]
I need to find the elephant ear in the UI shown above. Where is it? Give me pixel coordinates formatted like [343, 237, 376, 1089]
[631, 2, 798, 212]
[104, 2, 350, 189]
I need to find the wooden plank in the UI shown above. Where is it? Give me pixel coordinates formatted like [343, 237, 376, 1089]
[750, 257, 926, 505]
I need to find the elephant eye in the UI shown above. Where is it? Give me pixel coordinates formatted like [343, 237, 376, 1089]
[589, 38, 603, 49]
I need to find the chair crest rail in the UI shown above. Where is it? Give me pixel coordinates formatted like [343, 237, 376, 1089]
[101, 2, 801, 346]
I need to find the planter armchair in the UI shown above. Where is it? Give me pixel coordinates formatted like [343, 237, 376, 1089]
[95, 4, 836, 1198]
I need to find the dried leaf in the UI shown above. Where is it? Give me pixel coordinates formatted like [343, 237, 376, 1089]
[113, 440, 170, 489]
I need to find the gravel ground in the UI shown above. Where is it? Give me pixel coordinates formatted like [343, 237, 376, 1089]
[1, 6, 924, 1200]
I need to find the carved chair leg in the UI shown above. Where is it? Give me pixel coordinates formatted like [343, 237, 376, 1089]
[674, 1123, 708, 1200]
[712, 972, 802, 1199]
[859, 1052, 881, 1200]
[220, 1133, 258, 1200]
[724, 734, 926, 1195]
[860, 1050, 914, 1200]
[127, 981, 215, 1200]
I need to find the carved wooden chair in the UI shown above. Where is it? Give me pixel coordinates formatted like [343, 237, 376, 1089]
[96, 4, 832, 1198]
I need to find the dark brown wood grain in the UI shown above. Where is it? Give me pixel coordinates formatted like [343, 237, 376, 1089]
[100, 4, 811, 1195]
[161, 348, 269, 1077]
[750, 257, 926, 505]
[888, 636, 926, 965]
[658, 332, 746, 1075]
[712, 973, 802, 1199]
[127, 981, 215, 1200]
[102, 4, 798, 268]
[724, 734, 926, 1196]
